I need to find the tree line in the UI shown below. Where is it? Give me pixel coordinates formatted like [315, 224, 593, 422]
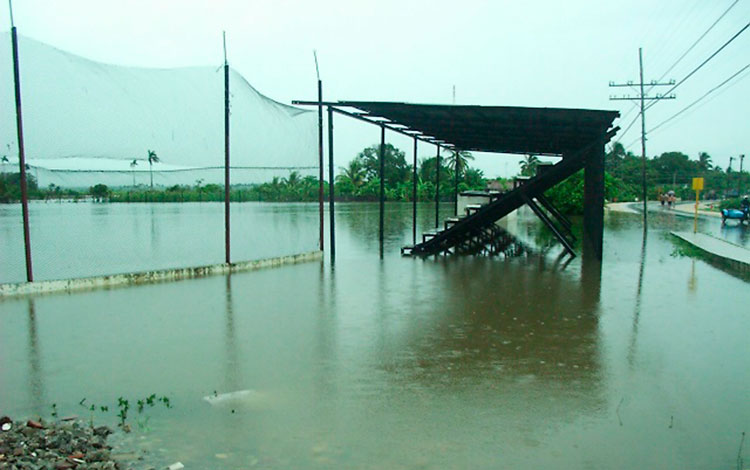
[1, 143, 747, 213]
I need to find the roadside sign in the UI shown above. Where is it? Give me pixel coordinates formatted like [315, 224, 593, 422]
[692, 178, 704, 233]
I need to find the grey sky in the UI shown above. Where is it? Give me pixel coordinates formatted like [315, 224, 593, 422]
[4, 0, 749, 177]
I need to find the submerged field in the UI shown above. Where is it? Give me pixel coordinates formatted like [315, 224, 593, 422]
[1, 202, 749, 469]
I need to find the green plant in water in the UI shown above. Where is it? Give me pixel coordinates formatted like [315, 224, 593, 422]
[117, 397, 130, 428]
[51, 403, 57, 419]
[134, 394, 172, 431]
[73, 394, 171, 430]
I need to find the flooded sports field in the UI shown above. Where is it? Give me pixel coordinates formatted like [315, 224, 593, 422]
[1, 202, 749, 469]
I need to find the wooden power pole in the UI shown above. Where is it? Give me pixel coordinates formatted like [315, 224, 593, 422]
[610, 48, 675, 230]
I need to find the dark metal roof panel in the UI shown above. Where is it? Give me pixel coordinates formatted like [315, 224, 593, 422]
[336, 101, 620, 155]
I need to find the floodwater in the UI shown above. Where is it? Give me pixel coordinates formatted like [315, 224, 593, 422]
[1, 202, 749, 469]
[0, 201, 320, 283]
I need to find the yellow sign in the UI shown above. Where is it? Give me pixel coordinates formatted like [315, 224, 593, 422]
[693, 178, 704, 233]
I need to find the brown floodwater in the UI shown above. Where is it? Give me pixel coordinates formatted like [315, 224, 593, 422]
[1, 202, 749, 469]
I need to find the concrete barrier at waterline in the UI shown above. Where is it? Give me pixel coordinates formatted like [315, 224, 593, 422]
[0, 251, 322, 298]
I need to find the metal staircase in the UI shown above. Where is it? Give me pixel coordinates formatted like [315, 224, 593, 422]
[402, 152, 584, 258]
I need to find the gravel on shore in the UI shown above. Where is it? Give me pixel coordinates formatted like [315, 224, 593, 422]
[0, 416, 152, 470]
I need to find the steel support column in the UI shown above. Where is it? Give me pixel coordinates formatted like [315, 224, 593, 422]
[317, 80, 324, 251]
[327, 106, 336, 261]
[583, 139, 605, 260]
[454, 150, 459, 216]
[412, 138, 417, 245]
[435, 146, 440, 228]
[379, 125, 386, 243]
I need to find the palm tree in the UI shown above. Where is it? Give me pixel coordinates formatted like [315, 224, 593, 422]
[445, 150, 475, 212]
[130, 159, 138, 186]
[698, 152, 713, 172]
[147, 150, 159, 189]
[337, 159, 367, 188]
[445, 150, 474, 178]
[519, 154, 540, 177]
[282, 171, 301, 200]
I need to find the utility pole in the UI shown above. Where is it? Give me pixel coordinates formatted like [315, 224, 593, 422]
[610, 48, 675, 229]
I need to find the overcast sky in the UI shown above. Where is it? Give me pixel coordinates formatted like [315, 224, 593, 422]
[4, 0, 749, 178]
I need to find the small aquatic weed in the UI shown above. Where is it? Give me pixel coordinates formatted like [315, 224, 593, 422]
[160, 396, 171, 408]
[50, 403, 57, 418]
[117, 397, 130, 428]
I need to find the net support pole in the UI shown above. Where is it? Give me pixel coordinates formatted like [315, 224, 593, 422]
[223, 32, 231, 265]
[317, 80, 324, 252]
[412, 137, 417, 245]
[379, 125, 385, 244]
[11, 26, 33, 282]
[435, 146, 440, 228]
[327, 106, 335, 261]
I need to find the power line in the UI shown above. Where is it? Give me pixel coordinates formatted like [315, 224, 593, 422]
[623, 62, 750, 151]
[648, 62, 750, 134]
[648, 0, 740, 94]
[614, 111, 642, 145]
[644, 20, 750, 112]
[641, 0, 704, 71]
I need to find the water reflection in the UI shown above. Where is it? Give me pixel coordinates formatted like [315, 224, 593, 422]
[26, 298, 45, 415]
[223, 274, 240, 393]
[313, 261, 337, 401]
[688, 260, 697, 294]
[627, 232, 648, 368]
[374, 255, 603, 399]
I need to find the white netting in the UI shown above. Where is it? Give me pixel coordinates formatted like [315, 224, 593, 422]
[0, 33, 320, 284]
[0, 32, 317, 187]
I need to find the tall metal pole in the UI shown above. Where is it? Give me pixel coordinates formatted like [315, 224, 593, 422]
[435, 146, 440, 228]
[453, 150, 459, 216]
[10, 22, 33, 282]
[223, 32, 231, 264]
[412, 138, 417, 245]
[639, 48, 648, 229]
[379, 125, 385, 243]
[327, 106, 335, 261]
[314, 51, 324, 252]
[317, 80, 324, 251]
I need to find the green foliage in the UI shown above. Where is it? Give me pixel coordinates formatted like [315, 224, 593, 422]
[357, 143, 410, 186]
[116, 397, 130, 428]
[0, 172, 40, 202]
[605, 145, 743, 200]
[544, 171, 584, 215]
[544, 170, 639, 215]
[445, 150, 475, 177]
[720, 198, 742, 210]
[90, 183, 110, 201]
[519, 155, 540, 177]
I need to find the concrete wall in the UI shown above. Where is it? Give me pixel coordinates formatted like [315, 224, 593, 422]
[0, 251, 322, 298]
